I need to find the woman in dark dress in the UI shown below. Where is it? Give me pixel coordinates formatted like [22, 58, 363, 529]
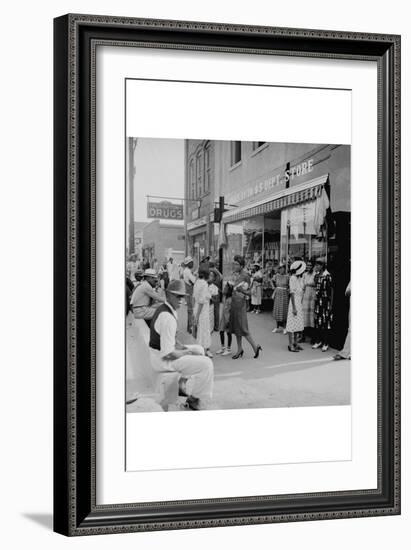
[312, 258, 333, 352]
[228, 255, 262, 359]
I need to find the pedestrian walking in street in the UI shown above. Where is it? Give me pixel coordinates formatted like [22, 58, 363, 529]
[271, 263, 289, 333]
[167, 257, 180, 281]
[301, 260, 316, 342]
[183, 256, 196, 334]
[285, 261, 306, 352]
[193, 266, 213, 358]
[216, 280, 233, 356]
[209, 259, 223, 330]
[312, 258, 333, 352]
[250, 264, 263, 314]
[228, 255, 262, 360]
[130, 269, 166, 325]
[334, 281, 351, 360]
[208, 271, 220, 334]
[200, 255, 210, 272]
[148, 279, 214, 411]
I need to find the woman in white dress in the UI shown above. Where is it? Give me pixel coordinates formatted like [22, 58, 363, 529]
[250, 264, 263, 314]
[285, 260, 306, 352]
[193, 266, 213, 357]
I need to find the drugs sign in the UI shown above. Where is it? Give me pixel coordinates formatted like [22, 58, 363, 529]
[147, 201, 184, 220]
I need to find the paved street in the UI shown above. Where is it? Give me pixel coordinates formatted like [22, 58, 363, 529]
[126, 304, 350, 412]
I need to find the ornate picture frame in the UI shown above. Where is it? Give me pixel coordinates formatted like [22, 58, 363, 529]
[53, 14, 400, 536]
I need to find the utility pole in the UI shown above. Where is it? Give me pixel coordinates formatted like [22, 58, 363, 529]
[128, 138, 138, 257]
[218, 195, 224, 273]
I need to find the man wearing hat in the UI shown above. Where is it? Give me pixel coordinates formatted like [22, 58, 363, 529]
[183, 256, 196, 334]
[130, 268, 165, 324]
[149, 280, 214, 410]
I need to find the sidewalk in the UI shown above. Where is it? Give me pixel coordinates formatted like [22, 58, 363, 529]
[126, 305, 351, 411]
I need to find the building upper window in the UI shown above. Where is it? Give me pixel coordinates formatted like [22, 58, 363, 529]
[189, 141, 212, 200]
[196, 151, 203, 197]
[204, 142, 211, 193]
[252, 141, 266, 151]
[189, 159, 195, 199]
[230, 141, 242, 166]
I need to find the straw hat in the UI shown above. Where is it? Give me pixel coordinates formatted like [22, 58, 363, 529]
[290, 260, 306, 276]
[184, 255, 194, 265]
[143, 268, 158, 278]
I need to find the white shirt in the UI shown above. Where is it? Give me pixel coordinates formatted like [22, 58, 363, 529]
[183, 266, 196, 285]
[130, 280, 162, 307]
[153, 302, 178, 357]
[169, 263, 180, 281]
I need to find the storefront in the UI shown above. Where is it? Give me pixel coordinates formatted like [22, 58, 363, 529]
[186, 215, 209, 267]
[222, 175, 330, 275]
[184, 140, 351, 347]
[220, 163, 350, 348]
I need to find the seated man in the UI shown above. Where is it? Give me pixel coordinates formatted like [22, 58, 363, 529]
[149, 279, 214, 410]
[130, 268, 165, 324]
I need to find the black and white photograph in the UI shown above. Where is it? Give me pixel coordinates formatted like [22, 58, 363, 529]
[126, 137, 351, 414]
[49, 7, 401, 539]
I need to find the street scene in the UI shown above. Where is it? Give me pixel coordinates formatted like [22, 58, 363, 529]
[126, 304, 350, 412]
[126, 138, 351, 412]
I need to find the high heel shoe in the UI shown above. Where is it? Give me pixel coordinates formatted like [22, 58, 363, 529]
[254, 345, 262, 359]
[288, 345, 300, 352]
[232, 350, 244, 359]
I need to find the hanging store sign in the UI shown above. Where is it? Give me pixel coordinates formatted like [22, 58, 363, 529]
[147, 201, 184, 220]
[226, 158, 314, 206]
[187, 215, 208, 231]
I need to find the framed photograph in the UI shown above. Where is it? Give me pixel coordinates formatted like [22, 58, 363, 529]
[53, 14, 401, 536]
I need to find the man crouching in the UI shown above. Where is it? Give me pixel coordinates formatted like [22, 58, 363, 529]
[149, 279, 214, 410]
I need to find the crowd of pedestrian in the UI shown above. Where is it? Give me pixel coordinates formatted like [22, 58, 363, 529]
[127, 253, 350, 361]
[126, 252, 350, 411]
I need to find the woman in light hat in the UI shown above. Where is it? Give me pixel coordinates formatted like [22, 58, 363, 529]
[285, 260, 306, 352]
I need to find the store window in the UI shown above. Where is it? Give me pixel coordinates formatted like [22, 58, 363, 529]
[222, 217, 264, 278]
[230, 141, 242, 166]
[280, 191, 329, 263]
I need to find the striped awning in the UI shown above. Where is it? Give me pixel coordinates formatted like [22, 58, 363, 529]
[223, 175, 328, 224]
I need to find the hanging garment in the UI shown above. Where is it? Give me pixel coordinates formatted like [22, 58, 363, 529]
[302, 200, 317, 235]
[314, 190, 330, 234]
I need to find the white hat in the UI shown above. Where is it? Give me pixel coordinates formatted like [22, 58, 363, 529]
[290, 260, 306, 276]
[184, 256, 194, 264]
[143, 268, 158, 278]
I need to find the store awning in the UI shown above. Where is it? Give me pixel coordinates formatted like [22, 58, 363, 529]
[223, 174, 329, 224]
[188, 226, 208, 237]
